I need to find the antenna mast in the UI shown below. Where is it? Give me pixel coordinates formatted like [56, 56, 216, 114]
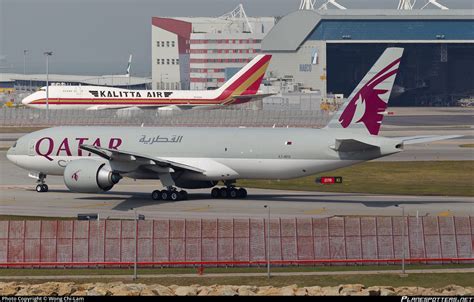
[299, 0, 315, 10]
[421, 0, 449, 9]
[219, 3, 253, 33]
[397, 0, 415, 9]
[318, 0, 347, 10]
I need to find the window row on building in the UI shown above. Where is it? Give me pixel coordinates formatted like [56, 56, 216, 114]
[190, 68, 226, 73]
[156, 58, 180, 65]
[156, 82, 182, 90]
[156, 41, 176, 47]
[190, 58, 252, 64]
[190, 49, 259, 54]
[190, 39, 262, 44]
[190, 77, 226, 83]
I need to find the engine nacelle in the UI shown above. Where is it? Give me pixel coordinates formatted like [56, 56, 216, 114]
[64, 159, 121, 193]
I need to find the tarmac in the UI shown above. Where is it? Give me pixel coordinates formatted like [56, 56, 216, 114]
[1, 151, 472, 219]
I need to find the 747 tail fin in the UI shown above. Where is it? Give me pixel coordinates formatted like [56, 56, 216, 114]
[214, 54, 272, 105]
[326, 48, 404, 135]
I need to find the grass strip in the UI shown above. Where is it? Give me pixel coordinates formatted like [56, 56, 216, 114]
[237, 161, 474, 197]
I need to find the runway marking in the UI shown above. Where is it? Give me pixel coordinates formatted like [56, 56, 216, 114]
[183, 206, 212, 212]
[303, 208, 327, 215]
[437, 210, 452, 217]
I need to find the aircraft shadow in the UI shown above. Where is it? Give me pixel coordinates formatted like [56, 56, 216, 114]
[33, 189, 472, 211]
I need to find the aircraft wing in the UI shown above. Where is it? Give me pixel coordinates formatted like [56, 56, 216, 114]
[79, 144, 205, 173]
[398, 135, 463, 145]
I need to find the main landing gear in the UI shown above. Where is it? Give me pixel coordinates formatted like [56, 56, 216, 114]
[151, 187, 188, 201]
[35, 173, 48, 193]
[211, 187, 247, 199]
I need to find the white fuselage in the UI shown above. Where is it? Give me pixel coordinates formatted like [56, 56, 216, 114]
[21, 86, 227, 110]
[7, 126, 402, 181]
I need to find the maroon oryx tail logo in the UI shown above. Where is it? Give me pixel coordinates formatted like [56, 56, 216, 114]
[71, 170, 81, 181]
[339, 58, 400, 135]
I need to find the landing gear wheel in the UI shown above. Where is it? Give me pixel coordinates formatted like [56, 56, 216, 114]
[229, 188, 238, 199]
[179, 190, 188, 200]
[152, 190, 161, 200]
[238, 188, 247, 198]
[211, 188, 220, 199]
[41, 184, 48, 192]
[170, 191, 180, 201]
[160, 190, 170, 200]
[36, 184, 44, 193]
[219, 188, 228, 199]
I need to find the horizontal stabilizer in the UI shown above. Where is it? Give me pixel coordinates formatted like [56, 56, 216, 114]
[331, 138, 380, 152]
[232, 93, 276, 100]
[400, 135, 463, 145]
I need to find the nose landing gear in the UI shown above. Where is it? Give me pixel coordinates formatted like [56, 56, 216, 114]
[35, 173, 48, 193]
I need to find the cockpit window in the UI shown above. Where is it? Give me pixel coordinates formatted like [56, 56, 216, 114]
[12, 142, 17, 148]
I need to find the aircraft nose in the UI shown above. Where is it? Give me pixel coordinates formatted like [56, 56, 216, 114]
[6, 145, 15, 163]
[21, 95, 32, 106]
[21, 93, 37, 106]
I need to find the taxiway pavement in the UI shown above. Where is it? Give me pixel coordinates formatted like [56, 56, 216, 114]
[1, 152, 472, 220]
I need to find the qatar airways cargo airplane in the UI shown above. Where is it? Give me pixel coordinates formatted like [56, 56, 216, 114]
[21, 54, 273, 111]
[8, 48, 460, 200]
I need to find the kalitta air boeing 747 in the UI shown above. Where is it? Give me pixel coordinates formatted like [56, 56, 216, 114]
[8, 48, 460, 200]
[21, 54, 273, 110]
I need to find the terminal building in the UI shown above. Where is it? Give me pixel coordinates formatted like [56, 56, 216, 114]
[262, 9, 474, 106]
[151, 4, 275, 90]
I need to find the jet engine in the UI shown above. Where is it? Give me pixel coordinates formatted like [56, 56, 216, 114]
[64, 159, 121, 193]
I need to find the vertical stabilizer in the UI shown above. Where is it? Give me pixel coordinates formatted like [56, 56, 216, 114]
[216, 54, 272, 99]
[326, 48, 404, 135]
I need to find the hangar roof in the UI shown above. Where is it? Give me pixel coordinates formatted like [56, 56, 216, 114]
[262, 9, 474, 52]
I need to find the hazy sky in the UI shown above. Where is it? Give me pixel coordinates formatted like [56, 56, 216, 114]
[1, 0, 472, 76]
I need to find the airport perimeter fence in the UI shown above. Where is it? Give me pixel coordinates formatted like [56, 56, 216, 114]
[0, 108, 332, 128]
[0, 216, 472, 268]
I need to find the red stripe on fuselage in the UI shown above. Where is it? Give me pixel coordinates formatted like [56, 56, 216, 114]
[30, 99, 226, 105]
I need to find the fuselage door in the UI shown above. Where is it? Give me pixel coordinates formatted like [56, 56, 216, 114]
[28, 140, 36, 156]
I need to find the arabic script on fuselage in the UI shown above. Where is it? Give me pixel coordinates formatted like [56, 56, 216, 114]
[139, 135, 183, 145]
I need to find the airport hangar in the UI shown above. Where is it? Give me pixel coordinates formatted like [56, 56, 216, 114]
[262, 9, 474, 106]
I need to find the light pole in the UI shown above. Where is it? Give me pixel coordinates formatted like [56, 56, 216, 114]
[132, 208, 138, 280]
[44, 51, 53, 116]
[264, 205, 270, 279]
[23, 50, 28, 90]
[395, 204, 406, 275]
